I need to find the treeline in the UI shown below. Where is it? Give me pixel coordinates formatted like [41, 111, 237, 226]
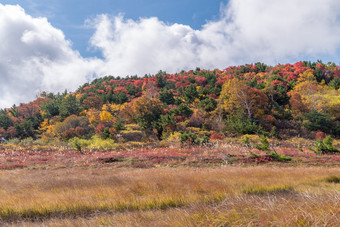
[0, 61, 339, 143]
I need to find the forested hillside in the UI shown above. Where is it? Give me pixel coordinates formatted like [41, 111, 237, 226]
[1, 61, 339, 144]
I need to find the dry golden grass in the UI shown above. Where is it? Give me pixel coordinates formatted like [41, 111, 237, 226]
[0, 166, 339, 226]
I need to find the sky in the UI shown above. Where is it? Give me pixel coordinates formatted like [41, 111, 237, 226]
[1, 0, 340, 108]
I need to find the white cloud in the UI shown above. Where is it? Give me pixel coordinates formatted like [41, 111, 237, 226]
[1, 1, 340, 108]
[0, 4, 101, 108]
[90, 0, 340, 76]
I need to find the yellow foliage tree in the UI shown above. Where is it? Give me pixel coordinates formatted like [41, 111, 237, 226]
[102, 104, 122, 114]
[86, 108, 100, 125]
[298, 69, 316, 82]
[290, 81, 340, 119]
[100, 111, 113, 122]
[220, 78, 268, 118]
[131, 96, 164, 129]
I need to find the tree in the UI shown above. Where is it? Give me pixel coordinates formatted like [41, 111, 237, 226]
[290, 81, 340, 119]
[160, 114, 176, 134]
[115, 92, 128, 104]
[183, 84, 199, 103]
[303, 111, 332, 133]
[199, 97, 217, 112]
[221, 78, 268, 119]
[159, 90, 175, 105]
[82, 95, 103, 110]
[100, 111, 113, 122]
[255, 62, 267, 72]
[329, 77, 340, 90]
[41, 99, 60, 118]
[290, 93, 308, 119]
[17, 102, 40, 119]
[155, 73, 166, 88]
[15, 119, 34, 138]
[171, 104, 193, 118]
[225, 110, 262, 135]
[264, 76, 290, 107]
[132, 96, 164, 132]
[290, 81, 323, 112]
[52, 115, 92, 140]
[59, 94, 83, 119]
[0, 109, 12, 129]
[188, 110, 205, 128]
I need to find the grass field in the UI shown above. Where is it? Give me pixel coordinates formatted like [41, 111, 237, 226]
[0, 165, 339, 226]
[0, 141, 339, 226]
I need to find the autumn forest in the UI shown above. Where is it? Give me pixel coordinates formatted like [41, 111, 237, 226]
[0, 61, 339, 144]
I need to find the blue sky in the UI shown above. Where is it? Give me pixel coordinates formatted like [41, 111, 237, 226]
[1, 0, 340, 107]
[1, 0, 225, 57]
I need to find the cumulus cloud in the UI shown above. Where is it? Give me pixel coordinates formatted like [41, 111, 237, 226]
[1, 0, 340, 108]
[90, 0, 340, 76]
[0, 4, 101, 108]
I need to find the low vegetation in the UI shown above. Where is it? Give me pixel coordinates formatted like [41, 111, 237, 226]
[0, 167, 339, 226]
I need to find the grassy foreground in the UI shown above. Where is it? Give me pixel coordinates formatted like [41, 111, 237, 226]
[0, 166, 339, 226]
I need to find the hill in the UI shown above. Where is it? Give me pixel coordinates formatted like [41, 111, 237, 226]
[0, 61, 339, 144]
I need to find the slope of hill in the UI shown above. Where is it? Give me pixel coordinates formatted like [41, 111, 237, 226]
[0, 61, 339, 143]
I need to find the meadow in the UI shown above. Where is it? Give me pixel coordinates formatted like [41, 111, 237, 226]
[0, 141, 339, 226]
[0, 166, 339, 226]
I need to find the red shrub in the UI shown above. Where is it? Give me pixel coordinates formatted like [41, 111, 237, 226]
[315, 131, 327, 140]
[95, 123, 105, 135]
[75, 127, 85, 136]
[210, 131, 224, 140]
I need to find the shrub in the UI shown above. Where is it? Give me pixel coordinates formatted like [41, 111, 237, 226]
[249, 151, 260, 158]
[201, 135, 210, 145]
[315, 131, 327, 140]
[240, 134, 260, 145]
[252, 135, 292, 161]
[70, 137, 84, 153]
[101, 127, 111, 139]
[125, 124, 141, 131]
[210, 131, 224, 140]
[315, 135, 340, 154]
[269, 151, 292, 162]
[243, 136, 250, 147]
[69, 137, 91, 150]
[161, 132, 182, 145]
[88, 136, 116, 149]
[19, 137, 34, 145]
[180, 132, 210, 146]
[255, 135, 270, 152]
[119, 130, 145, 142]
[180, 132, 199, 145]
[269, 126, 279, 138]
[94, 123, 105, 135]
